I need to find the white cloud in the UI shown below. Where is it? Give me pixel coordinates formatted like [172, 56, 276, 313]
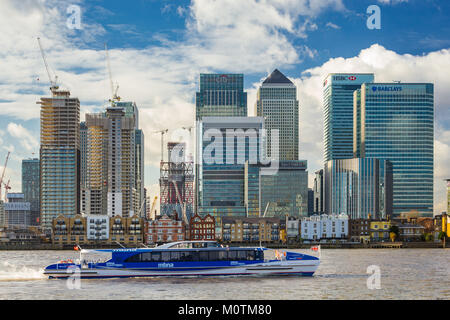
[7, 122, 39, 152]
[325, 22, 340, 29]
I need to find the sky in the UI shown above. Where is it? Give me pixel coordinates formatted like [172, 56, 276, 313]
[0, 0, 449, 214]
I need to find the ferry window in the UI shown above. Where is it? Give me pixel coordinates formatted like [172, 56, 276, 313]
[141, 252, 151, 262]
[209, 251, 219, 261]
[246, 251, 255, 261]
[227, 250, 237, 260]
[255, 250, 264, 260]
[237, 250, 247, 260]
[170, 251, 180, 262]
[151, 252, 161, 262]
[191, 251, 200, 261]
[218, 250, 227, 261]
[161, 252, 170, 262]
[199, 251, 209, 261]
[179, 251, 192, 261]
[126, 254, 141, 263]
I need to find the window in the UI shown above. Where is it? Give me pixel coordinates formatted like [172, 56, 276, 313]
[199, 251, 209, 261]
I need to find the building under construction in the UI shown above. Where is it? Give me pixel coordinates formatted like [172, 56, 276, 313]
[159, 142, 194, 222]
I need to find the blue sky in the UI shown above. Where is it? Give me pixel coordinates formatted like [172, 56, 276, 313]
[0, 0, 449, 213]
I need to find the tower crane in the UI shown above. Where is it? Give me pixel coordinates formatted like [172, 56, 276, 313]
[37, 37, 59, 94]
[148, 196, 158, 220]
[0, 152, 11, 202]
[3, 179, 11, 203]
[154, 129, 168, 162]
[105, 43, 120, 104]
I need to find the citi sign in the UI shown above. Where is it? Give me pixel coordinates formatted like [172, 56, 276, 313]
[371, 86, 402, 92]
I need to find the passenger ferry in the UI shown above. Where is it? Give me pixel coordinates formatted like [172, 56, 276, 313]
[43, 241, 320, 279]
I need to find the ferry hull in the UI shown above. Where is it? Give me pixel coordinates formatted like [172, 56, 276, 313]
[44, 261, 319, 279]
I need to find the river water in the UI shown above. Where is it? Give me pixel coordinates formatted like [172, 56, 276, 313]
[0, 249, 448, 300]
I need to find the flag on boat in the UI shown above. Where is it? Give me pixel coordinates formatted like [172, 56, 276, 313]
[74, 245, 81, 251]
[310, 246, 319, 252]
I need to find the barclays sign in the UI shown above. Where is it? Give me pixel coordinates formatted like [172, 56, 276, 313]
[372, 86, 402, 92]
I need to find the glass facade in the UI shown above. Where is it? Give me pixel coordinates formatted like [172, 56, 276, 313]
[355, 83, 434, 217]
[196, 74, 247, 120]
[259, 160, 308, 218]
[197, 117, 264, 236]
[324, 158, 393, 220]
[22, 158, 40, 225]
[323, 73, 374, 162]
[39, 90, 80, 232]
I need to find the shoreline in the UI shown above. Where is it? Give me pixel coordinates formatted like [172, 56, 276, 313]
[0, 241, 445, 250]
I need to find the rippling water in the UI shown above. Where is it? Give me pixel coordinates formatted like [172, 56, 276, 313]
[0, 249, 448, 300]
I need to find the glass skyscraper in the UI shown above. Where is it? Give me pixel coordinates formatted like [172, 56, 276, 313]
[22, 158, 40, 225]
[195, 74, 247, 120]
[255, 69, 299, 160]
[197, 117, 264, 237]
[355, 83, 434, 217]
[323, 73, 374, 162]
[38, 89, 80, 232]
[324, 158, 393, 219]
[259, 160, 309, 218]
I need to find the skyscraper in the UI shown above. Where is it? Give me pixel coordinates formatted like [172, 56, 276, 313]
[197, 117, 264, 236]
[354, 83, 434, 217]
[324, 158, 393, 219]
[323, 73, 374, 162]
[80, 121, 88, 214]
[38, 89, 80, 232]
[195, 74, 247, 120]
[85, 106, 136, 217]
[22, 158, 40, 225]
[256, 69, 299, 160]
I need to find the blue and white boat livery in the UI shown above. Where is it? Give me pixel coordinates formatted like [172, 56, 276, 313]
[43, 241, 320, 279]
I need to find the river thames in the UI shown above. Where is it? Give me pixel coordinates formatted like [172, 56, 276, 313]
[0, 248, 448, 300]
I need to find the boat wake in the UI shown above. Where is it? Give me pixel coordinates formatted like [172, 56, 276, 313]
[0, 261, 46, 281]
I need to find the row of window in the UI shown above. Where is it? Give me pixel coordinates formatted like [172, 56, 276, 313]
[125, 249, 264, 263]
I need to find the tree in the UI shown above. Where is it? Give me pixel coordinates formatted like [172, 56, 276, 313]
[389, 225, 400, 241]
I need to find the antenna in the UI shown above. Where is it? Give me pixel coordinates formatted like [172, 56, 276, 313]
[37, 37, 59, 94]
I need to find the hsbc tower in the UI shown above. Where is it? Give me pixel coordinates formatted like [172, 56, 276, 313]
[323, 73, 374, 162]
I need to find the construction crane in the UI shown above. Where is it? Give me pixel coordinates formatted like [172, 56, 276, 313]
[104, 43, 120, 104]
[154, 129, 168, 162]
[148, 196, 158, 220]
[3, 179, 11, 203]
[37, 37, 59, 94]
[171, 180, 188, 225]
[0, 152, 11, 202]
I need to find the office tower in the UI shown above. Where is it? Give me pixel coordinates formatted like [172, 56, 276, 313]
[4, 193, 31, 228]
[323, 73, 374, 162]
[22, 158, 40, 225]
[79, 122, 88, 214]
[255, 69, 299, 160]
[355, 83, 434, 217]
[160, 142, 194, 222]
[38, 89, 80, 232]
[85, 106, 136, 217]
[0, 201, 4, 227]
[259, 160, 309, 218]
[324, 158, 393, 219]
[195, 74, 247, 120]
[308, 189, 314, 215]
[313, 169, 324, 214]
[197, 117, 264, 236]
[135, 129, 145, 217]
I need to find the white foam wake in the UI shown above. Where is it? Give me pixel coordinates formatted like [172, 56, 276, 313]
[0, 261, 46, 281]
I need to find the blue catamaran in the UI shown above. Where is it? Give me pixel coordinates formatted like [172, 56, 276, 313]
[44, 241, 320, 279]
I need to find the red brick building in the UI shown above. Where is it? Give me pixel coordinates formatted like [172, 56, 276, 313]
[189, 213, 215, 241]
[145, 213, 185, 244]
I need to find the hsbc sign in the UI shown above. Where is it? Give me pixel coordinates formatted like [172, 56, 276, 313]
[333, 75, 358, 81]
[324, 74, 374, 87]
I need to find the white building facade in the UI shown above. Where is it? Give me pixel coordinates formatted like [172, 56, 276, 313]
[301, 214, 349, 241]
